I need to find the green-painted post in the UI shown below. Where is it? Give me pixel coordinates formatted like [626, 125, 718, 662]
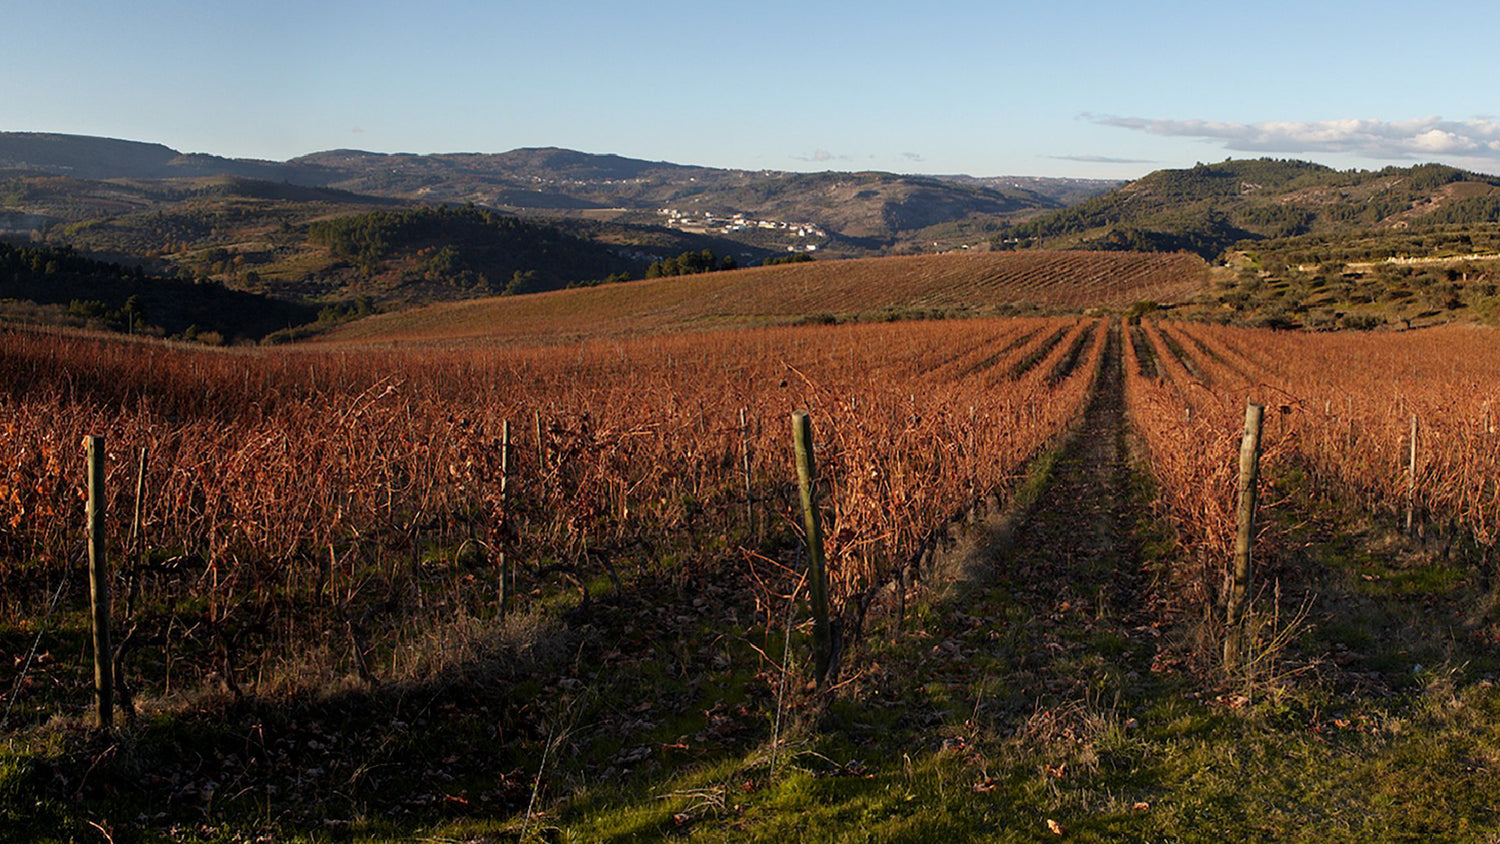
[85, 435, 113, 730]
[791, 411, 831, 683]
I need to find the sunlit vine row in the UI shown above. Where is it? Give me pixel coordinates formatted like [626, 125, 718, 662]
[1123, 319, 1500, 622]
[0, 317, 1100, 696]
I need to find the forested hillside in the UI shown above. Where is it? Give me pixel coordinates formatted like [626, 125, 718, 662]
[0, 240, 312, 340]
[305, 205, 641, 296]
[1005, 159, 1500, 260]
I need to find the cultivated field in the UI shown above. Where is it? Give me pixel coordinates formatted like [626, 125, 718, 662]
[319, 250, 1208, 344]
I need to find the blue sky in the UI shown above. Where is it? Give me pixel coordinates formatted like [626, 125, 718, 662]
[5, 0, 1500, 179]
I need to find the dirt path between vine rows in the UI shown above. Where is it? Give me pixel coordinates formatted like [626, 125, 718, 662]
[848, 320, 1181, 745]
[989, 318, 1177, 712]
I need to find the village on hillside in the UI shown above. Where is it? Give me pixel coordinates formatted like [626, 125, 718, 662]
[658, 207, 827, 251]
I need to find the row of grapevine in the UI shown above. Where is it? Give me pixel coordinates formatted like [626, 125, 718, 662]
[1174, 322, 1500, 548]
[1123, 321, 1288, 619]
[0, 317, 1102, 706]
[328, 251, 1205, 344]
[1122, 319, 1500, 631]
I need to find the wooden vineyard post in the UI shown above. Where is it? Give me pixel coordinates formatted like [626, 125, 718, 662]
[1406, 413, 1418, 536]
[499, 419, 512, 615]
[130, 446, 147, 559]
[1223, 402, 1264, 677]
[534, 409, 544, 464]
[740, 408, 756, 540]
[791, 411, 832, 684]
[85, 435, 114, 731]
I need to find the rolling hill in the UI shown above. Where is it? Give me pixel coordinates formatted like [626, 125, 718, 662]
[0, 132, 335, 182]
[0, 169, 770, 311]
[0, 133, 1124, 330]
[993, 159, 1500, 331]
[319, 250, 1209, 345]
[0, 240, 314, 340]
[1005, 158, 1500, 262]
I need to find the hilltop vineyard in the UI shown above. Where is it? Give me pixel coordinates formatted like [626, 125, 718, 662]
[325, 250, 1207, 344]
[0, 317, 1101, 705]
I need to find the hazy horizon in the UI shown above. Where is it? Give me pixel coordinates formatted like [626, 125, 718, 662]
[5, 0, 1500, 180]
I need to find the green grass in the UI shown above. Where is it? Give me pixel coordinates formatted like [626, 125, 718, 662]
[498, 671, 1500, 843]
[16, 671, 1499, 844]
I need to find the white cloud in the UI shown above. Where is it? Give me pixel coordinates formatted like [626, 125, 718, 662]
[793, 148, 850, 163]
[1045, 154, 1157, 164]
[1085, 114, 1500, 160]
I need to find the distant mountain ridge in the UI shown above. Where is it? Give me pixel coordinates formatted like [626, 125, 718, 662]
[0, 132, 335, 182]
[282, 145, 1074, 243]
[934, 174, 1124, 206]
[0, 133, 1108, 247]
[292, 146, 703, 183]
[12, 133, 1500, 269]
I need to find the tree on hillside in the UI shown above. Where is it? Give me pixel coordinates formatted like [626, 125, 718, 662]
[645, 249, 737, 278]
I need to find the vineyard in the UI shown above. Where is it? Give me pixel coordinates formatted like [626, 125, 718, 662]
[1124, 321, 1500, 637]
[7, 309, 1500, 842]
[318, 249, 1207, 344]
[0, 315, 1102, 723]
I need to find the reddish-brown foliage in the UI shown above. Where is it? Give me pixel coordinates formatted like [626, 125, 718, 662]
[321, 251, 1206, 344]
[1123, 320, 1500, 618]
[0, 317, 1100, 695]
